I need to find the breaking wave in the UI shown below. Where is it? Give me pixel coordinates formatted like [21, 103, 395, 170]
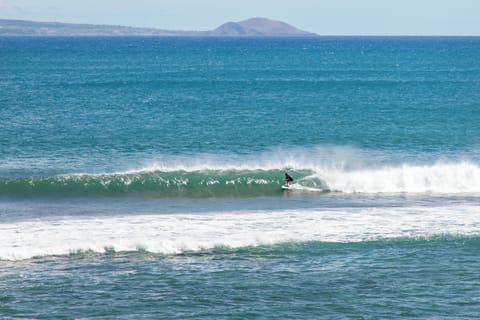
[0, 169, 319, 198]
[1, 146, 480, 198]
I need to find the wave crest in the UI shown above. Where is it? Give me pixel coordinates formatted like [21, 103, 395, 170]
[0, 169, 316, 198]
[1, 159, 480, 197]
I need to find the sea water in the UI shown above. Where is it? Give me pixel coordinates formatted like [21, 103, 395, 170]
[1, 36, 480, 319]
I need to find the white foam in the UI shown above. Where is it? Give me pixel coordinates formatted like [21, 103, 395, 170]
[1, 204, 480, 261]
[320, 161, 480, 193]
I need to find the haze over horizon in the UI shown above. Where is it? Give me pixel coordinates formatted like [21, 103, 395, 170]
[1, 0, 480, 36]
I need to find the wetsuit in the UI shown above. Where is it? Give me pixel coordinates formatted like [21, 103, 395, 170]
[284, 173, 294, 185]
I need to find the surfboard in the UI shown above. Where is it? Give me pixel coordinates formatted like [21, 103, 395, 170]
[281, 184, 292, 190]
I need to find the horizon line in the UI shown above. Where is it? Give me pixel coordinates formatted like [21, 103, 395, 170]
[1, 18, 479, 37]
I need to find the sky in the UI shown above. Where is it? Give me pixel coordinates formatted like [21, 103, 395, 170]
[1, 0, 480, 35]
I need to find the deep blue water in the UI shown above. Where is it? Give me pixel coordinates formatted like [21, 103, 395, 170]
[1, 37, 480, 319]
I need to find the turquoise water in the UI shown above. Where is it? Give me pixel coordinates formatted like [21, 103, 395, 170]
[1, 37, 480, 319]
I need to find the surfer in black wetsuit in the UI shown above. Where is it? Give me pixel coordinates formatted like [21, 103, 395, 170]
[284, 172, 294, 186]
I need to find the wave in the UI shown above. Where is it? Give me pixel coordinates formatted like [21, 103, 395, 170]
[1, 205, 479, 260]
[1, 160, 480, 197]
[0, 169, 320, 198]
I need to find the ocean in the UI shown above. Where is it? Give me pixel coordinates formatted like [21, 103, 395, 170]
[1, 36, 480, 319]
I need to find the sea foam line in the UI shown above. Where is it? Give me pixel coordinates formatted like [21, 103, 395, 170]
[1, 205, 480, 261]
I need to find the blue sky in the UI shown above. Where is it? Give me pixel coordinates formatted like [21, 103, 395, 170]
[1, 0, 479, 35]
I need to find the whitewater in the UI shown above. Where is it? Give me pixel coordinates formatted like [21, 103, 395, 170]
[1, 204, 480, 261]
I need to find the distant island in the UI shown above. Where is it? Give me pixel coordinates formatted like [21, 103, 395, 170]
[209, 18, 315, 36]
[0, 17, 316, 37]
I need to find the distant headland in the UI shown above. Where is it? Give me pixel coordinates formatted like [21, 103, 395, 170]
[0, 17, 316, 37]
[209, 18, 315, 36]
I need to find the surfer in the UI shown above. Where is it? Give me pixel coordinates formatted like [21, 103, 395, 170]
[284, 172, 294, 186]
